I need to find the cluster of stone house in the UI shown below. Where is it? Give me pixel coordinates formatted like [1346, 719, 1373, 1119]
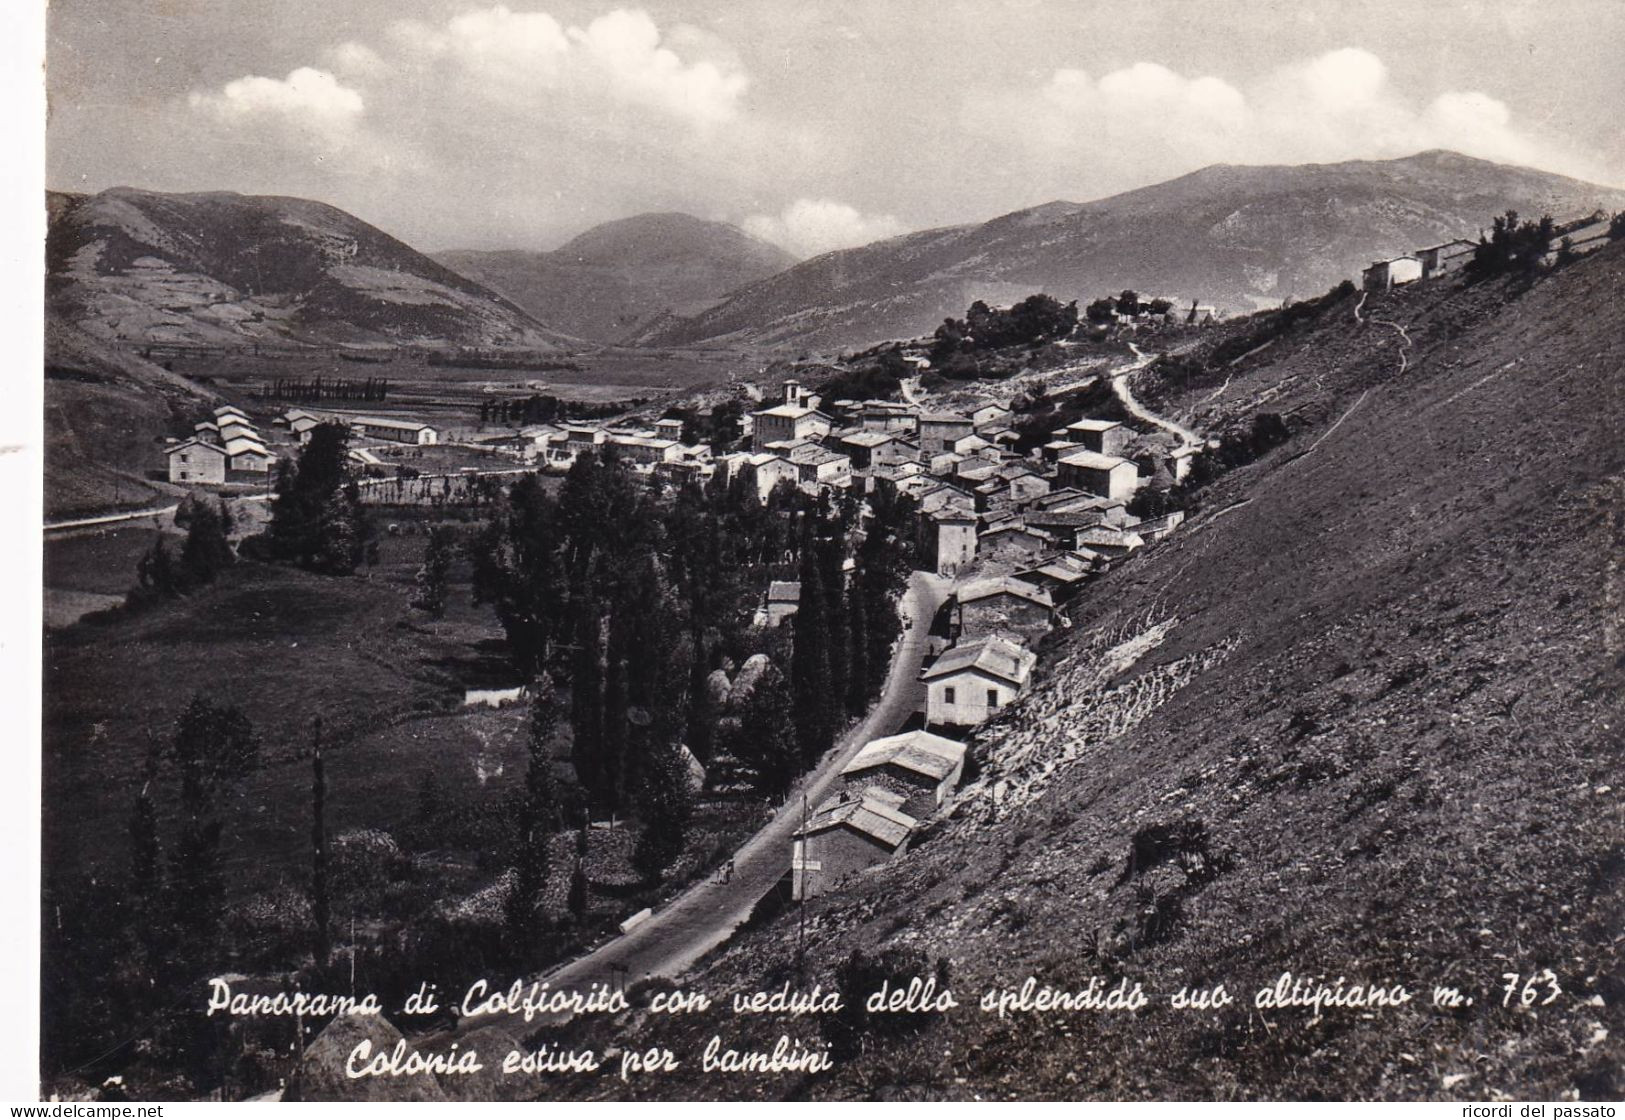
[166, 405, 277, 484]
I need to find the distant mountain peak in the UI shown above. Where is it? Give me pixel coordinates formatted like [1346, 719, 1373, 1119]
[436, 211, 798, 344]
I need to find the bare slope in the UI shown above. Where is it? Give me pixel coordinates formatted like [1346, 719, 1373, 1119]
[644, 151, 1625, 353]
[565, 243, 1625, 1101]
[44, 316, 219, 517]
[46, 187, 575, 351]
[436, 212, 797, 345]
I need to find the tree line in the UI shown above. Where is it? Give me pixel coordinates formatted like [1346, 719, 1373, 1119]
[255, 375, 390, 403]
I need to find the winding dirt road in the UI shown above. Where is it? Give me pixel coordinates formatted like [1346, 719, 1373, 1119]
[433, 570, 951, 1038]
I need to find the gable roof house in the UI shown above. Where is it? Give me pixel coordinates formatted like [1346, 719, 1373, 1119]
[1061, 418, 1128, 457]
[954, 575, 1055, 643]
[978, 520, 1057, 562]
[789, 443, 853, 490]
[1361, 254, 1424, 292]
[167, 438, 229, 484]
[223, 436, 275, 473]
[1057, 449, 1140, 501]
[972, 403, 1012, 432]
[922, 634, 1038, 730]
[917, 413, 974, 454]
[1415, 239, 1476, 279]
[840, 730, 967, 819]
[791, 792, 918, 900]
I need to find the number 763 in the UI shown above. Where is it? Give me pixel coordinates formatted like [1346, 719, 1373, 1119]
[1501, 969, 1562, 1008]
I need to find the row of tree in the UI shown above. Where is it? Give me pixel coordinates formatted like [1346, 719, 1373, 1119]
[255, 376, 389, 403]
[469, 452, 919, 882]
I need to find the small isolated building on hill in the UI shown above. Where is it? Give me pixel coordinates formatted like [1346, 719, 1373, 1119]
[1415, 239, 1475, 280]
[922, 634, 1038, 729]
[840, 730, 967, 819]
[1362, 255, 1424, 291]
[792, 791, 917, 900]
[167, 438, 228, 484]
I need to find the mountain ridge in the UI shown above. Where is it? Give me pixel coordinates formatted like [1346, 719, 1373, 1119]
[46, 186, 576, 351]
[641, 151, 1625, 352]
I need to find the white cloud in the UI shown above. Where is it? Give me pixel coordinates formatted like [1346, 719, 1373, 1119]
[743, 199, 906, 257]
[382, 5, 745, 126]
[188, 67, 364, 133]
[966, 47, 1600, 196]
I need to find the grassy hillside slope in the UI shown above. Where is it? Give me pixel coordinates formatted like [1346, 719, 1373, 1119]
[559, 242, 1625, 1101]
[44, 317, 219, 517]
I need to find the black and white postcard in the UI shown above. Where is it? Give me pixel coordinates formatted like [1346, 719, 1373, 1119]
[29, 0, 1624, 1105]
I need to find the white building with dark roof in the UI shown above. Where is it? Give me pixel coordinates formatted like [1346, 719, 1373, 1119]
[922, 634, 1038, 729]
[167, 438, 228, 484]
[1057, 449, 1140, 501]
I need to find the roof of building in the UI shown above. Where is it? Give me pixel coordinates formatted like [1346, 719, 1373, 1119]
[1416, 238, 1477, 253]
[1058, 449, 1134, 471]
[224, 437, 272, 458]
[1029, 560, 1090, 584]
[213, 406, 248, 419]
[798, 794, 918, 848]
[167, 437, 227, 458]
[609, 434, 679, 450]
[767, 580, 801, 603]
[840, 430, 900, 447]
[789, 444, 848, 466]
[919, 412, 972, 425]
[353, 416, 434, 433]
[290, 415, 323, 429]
[348, 448, 383, 466]
[843, 730, 966, 783]
[921, 634, 1037, 685]
[957, 575, 1055, 609]
[955, 435, 993, 452]
[1076, 527, 1146, 548]
[755, 404, 823, 420]
[1065, 418, 1123, 433]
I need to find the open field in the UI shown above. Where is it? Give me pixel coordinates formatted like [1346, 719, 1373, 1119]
[153, 344, 767, 433]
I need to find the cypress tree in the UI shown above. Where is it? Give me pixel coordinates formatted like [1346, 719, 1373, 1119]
[569, 588, 605, 811]
[846, 582, 870, 715]
[791, 548, 832, 767]
[507, 683, 561, 948]
[310, 717, 330, 969]
[601, 614, 631, 815]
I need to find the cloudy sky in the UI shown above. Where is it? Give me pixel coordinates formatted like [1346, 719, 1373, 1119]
[45, 0, 1625, 256]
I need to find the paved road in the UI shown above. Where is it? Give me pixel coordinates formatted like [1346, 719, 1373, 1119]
[439, 570, 950, 1035]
